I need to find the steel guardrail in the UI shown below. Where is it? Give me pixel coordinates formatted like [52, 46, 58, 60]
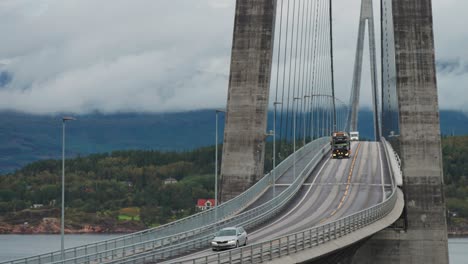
[3, 138, 329, 264]
[152, 139, 401, 264]
[381, 137, 402, 187]
[170, 187, 399, 264]
[55, 138, 330, 264]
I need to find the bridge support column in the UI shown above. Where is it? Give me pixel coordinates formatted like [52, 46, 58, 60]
[347, 0, 380, 141]
[219, 0, 276, 202]
[353, 0, 449, 263]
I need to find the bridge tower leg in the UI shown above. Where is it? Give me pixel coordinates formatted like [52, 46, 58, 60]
[347, 0, 380, 141]
[353, 0, 449, 263]
[219, 0, 276, 203]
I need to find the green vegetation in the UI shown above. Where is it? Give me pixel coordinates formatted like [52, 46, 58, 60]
[443, 136, 468, 224]
[0, 135, 299, 232]
[2, 110, 467, 174]
[118, 207, 140, 221]
[0, 146, 219, 228]
[0, 135, 466, 232]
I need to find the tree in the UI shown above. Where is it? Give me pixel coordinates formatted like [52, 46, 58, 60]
[140, 206, 161, 226]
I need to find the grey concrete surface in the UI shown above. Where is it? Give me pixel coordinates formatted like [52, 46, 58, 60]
[352, 0, 449, 263]
[348, 0, 380, 141]
[219, 0, 276, 203]
[166, 142, 393, 263]
[267, 189, 404, 264]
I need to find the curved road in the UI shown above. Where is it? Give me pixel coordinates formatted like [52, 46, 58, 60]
[165, 141, 391, 263]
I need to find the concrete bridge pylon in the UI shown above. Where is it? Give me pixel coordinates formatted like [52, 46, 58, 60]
[219, 0, 276, 203]
[347, 0, 380, 141]
[352, 0, 449, 263]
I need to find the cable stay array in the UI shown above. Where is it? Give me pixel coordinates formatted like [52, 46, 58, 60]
[268, 0, 349, 164]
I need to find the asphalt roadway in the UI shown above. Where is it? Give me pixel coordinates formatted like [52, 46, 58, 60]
[165, 141, 391, 263]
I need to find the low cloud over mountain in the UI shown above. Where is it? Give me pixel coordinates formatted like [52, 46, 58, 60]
[0, 0, 466, 114]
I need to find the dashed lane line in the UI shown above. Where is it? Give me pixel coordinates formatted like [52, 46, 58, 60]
[320, 142, 362, 222]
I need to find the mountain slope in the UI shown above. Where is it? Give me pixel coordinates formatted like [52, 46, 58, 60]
[1, 109, 467, 174]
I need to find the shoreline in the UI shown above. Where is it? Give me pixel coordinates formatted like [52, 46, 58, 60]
[1, 226, 467, 238]
[2, 216, 467, 237]
[448, 234, 468, 238]
[0, 218, 145, 235]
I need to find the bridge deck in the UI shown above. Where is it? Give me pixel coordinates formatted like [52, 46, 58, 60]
[167, 141, 392, 262]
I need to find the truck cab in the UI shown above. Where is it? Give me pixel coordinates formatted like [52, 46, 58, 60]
[350, 131, 359, 141]
[331, 131, 350, 159]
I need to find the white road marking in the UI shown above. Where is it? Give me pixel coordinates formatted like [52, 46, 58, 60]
[250, 157, 332, 235]
[327, 142, 362, 217]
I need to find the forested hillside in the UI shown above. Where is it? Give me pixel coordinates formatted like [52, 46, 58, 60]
[1, 109, 467, 173]
[443, 136, 468, 234]
[0, 147, 218, 232]
[0, 136, 466, 234]
[0, 110, 220, 174]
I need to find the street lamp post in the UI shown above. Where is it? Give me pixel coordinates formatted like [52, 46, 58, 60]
[330, 100, 333, 134]
[303, 95, 310, 146]
[214, 109, 225, 227]
[310, 95, 315, 140]
[61, 116, 75, 260]
[272, 101, 282, 199]
[264, 130, 275, 199]
[293, 97, 301, 181]
[308, 94, 347, 138]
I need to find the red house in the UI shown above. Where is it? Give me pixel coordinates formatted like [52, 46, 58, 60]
[197, 199, 216, 211]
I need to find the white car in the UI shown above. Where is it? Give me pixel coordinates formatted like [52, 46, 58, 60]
[211, 227, 248, 251]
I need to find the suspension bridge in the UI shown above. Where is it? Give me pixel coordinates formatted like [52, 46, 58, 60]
[2, 0, 448, 263]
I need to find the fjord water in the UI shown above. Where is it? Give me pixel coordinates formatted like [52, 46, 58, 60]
[449, 238, 468, 263]
[0, 235, 466, 262]
[0, 234, 121, 261]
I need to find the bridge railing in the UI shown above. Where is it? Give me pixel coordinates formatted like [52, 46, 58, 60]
[171, 187, 399, 264]
[2, 138, 329, 264]
[381, 137, 403, 187]
[154, 139, 401, 264]
[43, 138, 330, 264]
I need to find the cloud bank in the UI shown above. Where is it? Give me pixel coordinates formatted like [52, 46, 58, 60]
[0, 0, 466, 114]
[0, 0, 234, 114]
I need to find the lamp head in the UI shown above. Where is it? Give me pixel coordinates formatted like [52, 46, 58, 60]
[62, 116, 76, 122]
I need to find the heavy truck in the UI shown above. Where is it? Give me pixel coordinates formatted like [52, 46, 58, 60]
[331, 131, 350, 158]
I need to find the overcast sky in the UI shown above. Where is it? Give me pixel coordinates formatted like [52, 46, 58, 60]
[0, 0, 466, 114]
